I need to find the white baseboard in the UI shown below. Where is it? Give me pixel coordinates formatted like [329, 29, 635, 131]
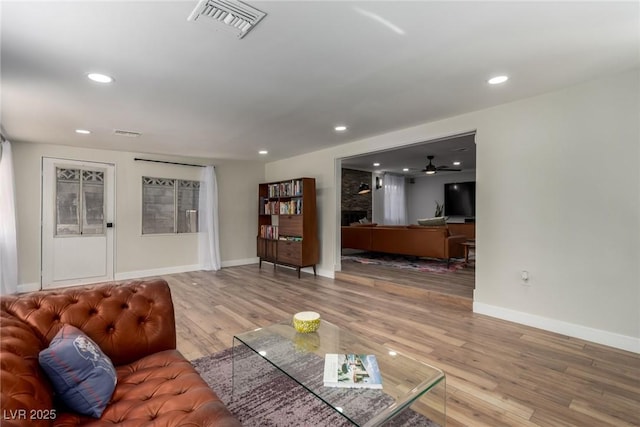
[115, 264, 202, 281]
[18, 261, 334, 293]
[221, 257, 259, 268]
[317, 268, 334, 279]
[473, 302, 640, 354]
[17, 282, 41, 293]
[115, 258, 262, 281]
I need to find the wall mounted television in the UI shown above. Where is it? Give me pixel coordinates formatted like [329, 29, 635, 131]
[444, 181, 475, 217]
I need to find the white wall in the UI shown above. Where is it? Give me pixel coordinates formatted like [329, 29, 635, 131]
[12, 142, 263, 289]
[266, 68, 640, 352]
[407, 170, 476, 223]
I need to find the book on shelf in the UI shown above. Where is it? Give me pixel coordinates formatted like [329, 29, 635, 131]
[263, 201, 280, 215]
[323, 354, 382, 389]
[279, 199, 303, 215]
[268, 184, 280, 198]
[278, 179, 303, 197]
[278, 236, 302, 242]
[259, 225, 278, 240]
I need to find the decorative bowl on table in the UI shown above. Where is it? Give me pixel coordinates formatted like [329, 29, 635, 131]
[293, 311, 321, 333]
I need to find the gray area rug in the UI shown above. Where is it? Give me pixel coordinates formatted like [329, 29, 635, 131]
[192, 347, 440, 427]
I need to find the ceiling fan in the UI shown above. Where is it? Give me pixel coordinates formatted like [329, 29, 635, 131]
[422, 155, 462, 175]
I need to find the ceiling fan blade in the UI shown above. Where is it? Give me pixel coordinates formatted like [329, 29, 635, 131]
[436, 167, 462, 171]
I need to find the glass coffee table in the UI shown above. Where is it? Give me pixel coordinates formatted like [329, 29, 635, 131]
[232, 318, 446, 426]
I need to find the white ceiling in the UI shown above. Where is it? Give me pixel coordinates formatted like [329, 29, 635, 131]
[2, 1, 638, 163]
[341, 132, 476, 177]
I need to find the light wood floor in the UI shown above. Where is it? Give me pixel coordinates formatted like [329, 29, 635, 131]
[163, 265, 639, 427]
[339, 256, 475, 309]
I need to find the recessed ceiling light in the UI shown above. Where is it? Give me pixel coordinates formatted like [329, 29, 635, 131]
[334, 125, 347, 132]
[402, 168, 409, 172]
[258, 150, 268, 155]
[75, 129, 91, 134]
[488, 75, 508, 85]
[453, 161, 461, 166]
[373, 162, 380, 167]
[87, 73, 114, 83]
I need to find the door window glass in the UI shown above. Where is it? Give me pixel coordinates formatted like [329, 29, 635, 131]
[56, 168, 81, 235]
[55, 168, 105, 236]
[82, 170, 105, 235]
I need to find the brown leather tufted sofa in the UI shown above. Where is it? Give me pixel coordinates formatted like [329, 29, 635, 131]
[0, 279, 241, 427]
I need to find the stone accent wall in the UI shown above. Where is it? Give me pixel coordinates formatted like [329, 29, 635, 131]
[341, 168, 372, 225]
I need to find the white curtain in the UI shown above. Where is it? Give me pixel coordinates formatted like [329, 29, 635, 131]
[198, 165, 221, 271]
[0, 140, 19, 295]
[383, 173, 407, 225]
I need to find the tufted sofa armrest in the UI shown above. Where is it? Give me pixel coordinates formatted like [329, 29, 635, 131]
[0, 311, 54, 427]
[446, 234, 467, 258]
[0, 279, 176, 366]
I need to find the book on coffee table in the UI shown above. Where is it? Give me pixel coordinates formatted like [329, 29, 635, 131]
[323, 354, 383, 389]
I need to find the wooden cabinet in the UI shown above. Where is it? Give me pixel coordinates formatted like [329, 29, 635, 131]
[277, 241, 302, 264]
[278, 215, 303, 236]
[257, 178, 318, 277]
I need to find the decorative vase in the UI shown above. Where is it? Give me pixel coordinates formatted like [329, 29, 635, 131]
[434, 201, 444, 217]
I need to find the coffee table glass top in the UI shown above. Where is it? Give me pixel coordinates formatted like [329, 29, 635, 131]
[233, 318, 445, 426]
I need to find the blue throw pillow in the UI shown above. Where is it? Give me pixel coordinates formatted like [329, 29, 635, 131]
[39, 324, 117, 418]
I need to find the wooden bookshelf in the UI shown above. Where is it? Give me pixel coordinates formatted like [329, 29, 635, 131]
[257, 177, 319, 278]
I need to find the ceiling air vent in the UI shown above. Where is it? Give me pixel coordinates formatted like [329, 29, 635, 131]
[187, 0, 266, 39]
[114, 129, 141, 138]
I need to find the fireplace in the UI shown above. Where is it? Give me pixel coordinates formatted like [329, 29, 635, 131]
[341, 210, 368, 226]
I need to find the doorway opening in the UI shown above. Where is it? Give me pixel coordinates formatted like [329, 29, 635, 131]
[336, 132, 476, 308]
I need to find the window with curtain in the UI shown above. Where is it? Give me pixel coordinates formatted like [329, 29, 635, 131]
[383, 173, 407, 225]
[142, 177, 200, 234]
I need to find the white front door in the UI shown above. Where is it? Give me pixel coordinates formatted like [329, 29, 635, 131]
[42, 158, 115, 289]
